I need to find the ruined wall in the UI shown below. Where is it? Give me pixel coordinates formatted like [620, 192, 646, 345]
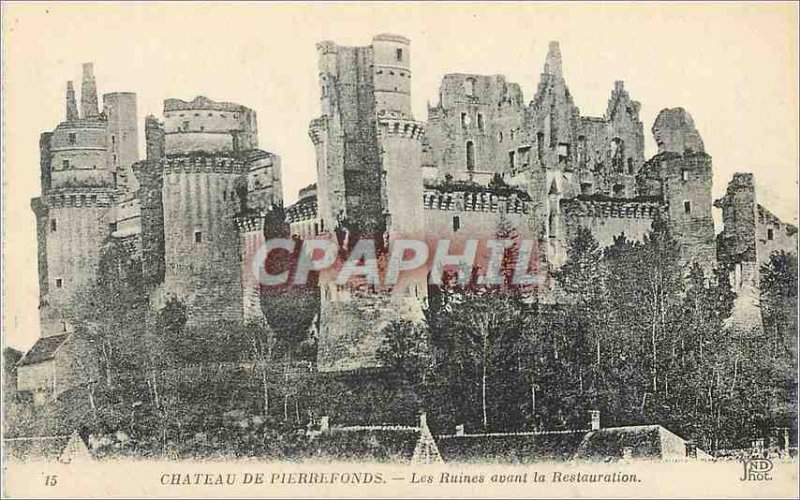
[425, 74, 525, 181]
[561, 199, 659, 248]
[756, 204, 798, 264]
[714, 173, 763, 332]
[163, 96, 258, 155]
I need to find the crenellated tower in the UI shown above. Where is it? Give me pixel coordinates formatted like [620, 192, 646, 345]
[31, 63, 139, 339]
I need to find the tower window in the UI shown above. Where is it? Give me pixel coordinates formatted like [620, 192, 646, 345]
[683, 200, 691, 214]
[613, 184, 625, 197]
[55, 278, 63, 289]
[580, 183, 593, 195]
[628, 158, 634, 174]
[182, 121, 190, 131]
[461, 113, 468, 127]
[498, 131, 503, 142]
[682, 169, 689, 181]
[452, 215, 461, 232]
[767, 228, 774, 241]
[50, 219, 57, 232]
[465, 78, 475, 97]
[537, 132, 545, 164]
[109, 222, 118, 232]
[466, 141, 475, 172]
[508, 151, 516, 168]
[396, 48, 403, 61]
[62, 159, 70, 169]
[477, 113, 484, 132]
[195, 230, 203, 243]
[557, 143, 570, 163]
[68, 133, 76, 145]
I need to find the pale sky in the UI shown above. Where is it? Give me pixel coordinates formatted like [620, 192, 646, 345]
[2, 2, 798, 351]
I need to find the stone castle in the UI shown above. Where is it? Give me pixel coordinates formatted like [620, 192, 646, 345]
[16, 36, 797, 402]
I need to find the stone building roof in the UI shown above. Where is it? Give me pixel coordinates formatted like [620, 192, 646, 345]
[17, 335, 68, 367]
[436, 425, 707, 463]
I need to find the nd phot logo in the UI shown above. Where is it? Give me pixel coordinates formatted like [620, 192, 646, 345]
[739, 457, 773, 481]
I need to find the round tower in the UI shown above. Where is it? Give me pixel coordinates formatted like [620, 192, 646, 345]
[372, 34, 412, 118]
[160, 154, 246, 327]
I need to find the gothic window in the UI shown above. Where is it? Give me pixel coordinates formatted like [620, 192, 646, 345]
[548, 212, 557, 238]
[68, 133, 76, 145]
[611, 138, 624, 171]
[465, 78, 475, 97]
[452, 215, 461, 232]
[50, 219, 57, 232]
[466, 141, 475, 171]
[396, 48, 403, 61]
[684, 200, 691, 214]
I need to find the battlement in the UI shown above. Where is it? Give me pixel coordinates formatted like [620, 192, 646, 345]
[561, 197, 661, 219]
[377, 117, 425, 139]
[233, 211, 266, 232]
[286, 197, 318, 223]
[44, 188, 115, 209]
[423, 190, 533, 215]
[161, 154, 249, 175]
[308, 117, 327, 145]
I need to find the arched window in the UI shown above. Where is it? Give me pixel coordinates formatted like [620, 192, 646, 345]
[466, 141, 475, 171]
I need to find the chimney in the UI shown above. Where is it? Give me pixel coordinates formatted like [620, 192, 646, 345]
[589, 410, 600, 430]
[80, 63, 99, 118]
[319, 415, 329, 433]
[65, 81, 79, 121]
[455, 424, 465, 437]
[543, 41, 563, 78]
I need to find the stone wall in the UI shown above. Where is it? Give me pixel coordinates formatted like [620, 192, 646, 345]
[161, 155, 247, 327]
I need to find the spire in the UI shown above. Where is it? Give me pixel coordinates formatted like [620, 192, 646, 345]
[65, 81, 79, 121]
[80, 62, 99, 118]
[543, 41, 563, 78]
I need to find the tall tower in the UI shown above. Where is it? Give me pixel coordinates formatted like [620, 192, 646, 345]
[31, 64, 138, 338]
[158, 96, 282, 328]
[310, 34, 427, 373]
[641, 108, 716, 268]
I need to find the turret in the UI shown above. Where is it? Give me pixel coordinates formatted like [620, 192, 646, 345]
[65, 81, 79, 121]
[372, 33, 412, 118]
[80, 63, 99, 119]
